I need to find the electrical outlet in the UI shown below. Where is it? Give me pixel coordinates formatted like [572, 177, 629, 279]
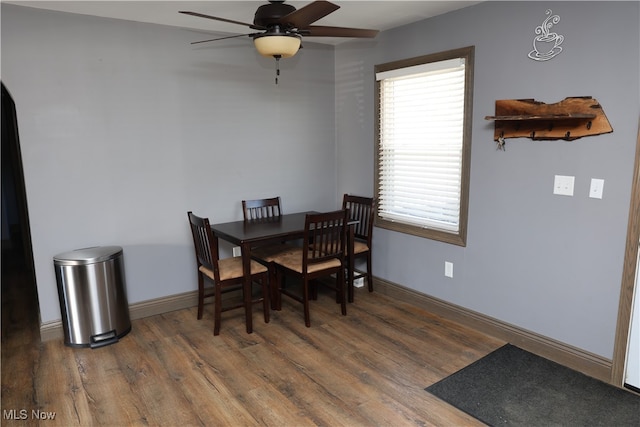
[553, 175, 575, 196]
[232, 246, 242, 257]
[445, 261, 453, 278]
[338, 274, 364, 287]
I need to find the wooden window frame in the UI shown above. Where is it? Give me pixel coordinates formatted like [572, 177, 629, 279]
[374, 46, 474, 247]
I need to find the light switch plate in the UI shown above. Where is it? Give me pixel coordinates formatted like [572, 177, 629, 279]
[445, 261, 453, 278]
[590, 178, 604, 199]
[553, 175, 575, 196]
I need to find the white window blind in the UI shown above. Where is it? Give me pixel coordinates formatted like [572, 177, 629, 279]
[377, 58, 466, 233]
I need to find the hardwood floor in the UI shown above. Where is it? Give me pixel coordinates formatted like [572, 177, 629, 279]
[2, 265, 504, 426]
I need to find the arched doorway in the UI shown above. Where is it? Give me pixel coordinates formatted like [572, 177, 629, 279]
[1, 82, 39, 340]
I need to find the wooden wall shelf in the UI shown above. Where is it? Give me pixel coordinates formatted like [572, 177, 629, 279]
[485, 97, 613, 142]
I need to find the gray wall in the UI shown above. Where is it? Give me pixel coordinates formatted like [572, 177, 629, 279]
[1, 4, 337, 323]
[2, 2, 638, 361]
[336, 1, 640, 359]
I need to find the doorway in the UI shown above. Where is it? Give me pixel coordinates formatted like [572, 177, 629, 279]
[611, 119, 640, 389]
[624, 241, 640, 391]
[1, 82, 39, 339]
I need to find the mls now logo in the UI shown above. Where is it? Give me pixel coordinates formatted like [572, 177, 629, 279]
[3, 409, 27, 420]
[3, 409, 56, 420]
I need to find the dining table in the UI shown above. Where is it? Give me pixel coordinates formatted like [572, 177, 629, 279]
[210, 211, 356, 334]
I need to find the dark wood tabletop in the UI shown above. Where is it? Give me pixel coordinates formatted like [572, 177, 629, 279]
[211, 211, 317, 247]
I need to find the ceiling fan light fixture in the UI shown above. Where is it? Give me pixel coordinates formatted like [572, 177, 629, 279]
[254, 34, 301, 58]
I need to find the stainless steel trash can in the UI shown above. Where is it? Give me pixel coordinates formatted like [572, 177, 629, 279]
[54, 246, 131, 348]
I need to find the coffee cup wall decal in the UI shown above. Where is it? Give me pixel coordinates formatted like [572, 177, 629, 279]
[528, 9, 564, 61]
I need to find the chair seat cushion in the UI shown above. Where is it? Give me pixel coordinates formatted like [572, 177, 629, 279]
[271, 248, 341, 274]
[353, 241, 369, 254]
[199, 257, 267, 281]
[252, 243, 298, 262]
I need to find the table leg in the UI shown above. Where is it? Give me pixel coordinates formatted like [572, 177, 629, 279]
[269, 264, 279, 311]
[241, 242, 253, 334]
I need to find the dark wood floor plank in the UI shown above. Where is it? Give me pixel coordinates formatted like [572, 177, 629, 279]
[2, 268, 505, 426]
[33, 341, 92, 426]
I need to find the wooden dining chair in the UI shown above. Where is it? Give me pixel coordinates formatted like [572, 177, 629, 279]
[242, 197, 282, 220]
[270, 210, 348, 327]
[241, 196, 294, 303]
[187, 211, 270, 335]
[343, 194, 376, 302]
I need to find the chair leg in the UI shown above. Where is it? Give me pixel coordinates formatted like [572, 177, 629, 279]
[213, 285, 222, 336]
[366, 252, 374, 292]
[268, 263, 278, 310]
[302, 278, 311, 327]
[262, 275, 270, 323]
[275, 268, 283, 311]
[338, 268, 347, 316]
[197, 274, 205, 319]
[348, 255, 355, 303]
[348, 275, 354, 303]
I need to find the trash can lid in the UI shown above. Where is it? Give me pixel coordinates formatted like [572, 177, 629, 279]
[53, 246, 123, 266]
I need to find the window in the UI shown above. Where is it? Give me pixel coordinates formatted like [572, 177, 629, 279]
[374, 46, 474, 246]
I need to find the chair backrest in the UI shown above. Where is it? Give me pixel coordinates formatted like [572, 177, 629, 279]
[187, 211, 220, 280]
[242, 197, 282, 221]
[342, 194, 375, 244]
[303, 209, 348, 270]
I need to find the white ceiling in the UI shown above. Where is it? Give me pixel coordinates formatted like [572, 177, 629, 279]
[3, 1, 482, 45]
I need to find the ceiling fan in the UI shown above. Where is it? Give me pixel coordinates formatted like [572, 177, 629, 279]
[180, 0, 379, 82]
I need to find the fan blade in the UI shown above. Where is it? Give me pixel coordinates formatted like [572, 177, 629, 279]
[304, 26, 379, 38]
[282, 1, 340, 28]
[179, 11, 265, 30]
[191, 33, 258, 45]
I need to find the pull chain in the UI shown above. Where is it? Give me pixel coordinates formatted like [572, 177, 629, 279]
[274, 55, 281, 84]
